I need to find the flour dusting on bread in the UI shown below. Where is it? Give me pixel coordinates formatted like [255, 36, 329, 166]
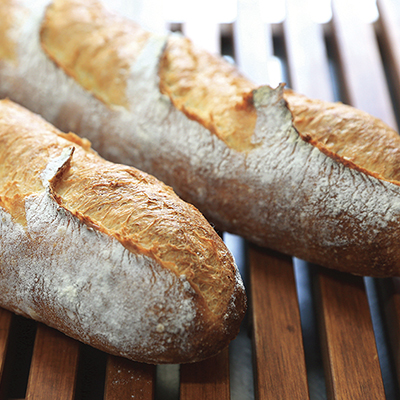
[2, 0, 400, 277]
[0, 98, 246, 363]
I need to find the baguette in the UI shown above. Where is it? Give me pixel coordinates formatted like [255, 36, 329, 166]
[2, 0, 400, 276]
[0, 98, 246, 364]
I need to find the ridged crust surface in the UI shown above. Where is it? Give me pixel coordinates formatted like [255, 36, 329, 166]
[0, 0, 18, 61]
[158, 35, 258, 151]
[2, 0, 400, 276]
[0, 99, 246, 363]
[39, 0, 151, 108]
[284, 89, 400, 183]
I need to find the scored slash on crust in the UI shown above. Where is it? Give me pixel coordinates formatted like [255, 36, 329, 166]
[40, 146, 75, 189]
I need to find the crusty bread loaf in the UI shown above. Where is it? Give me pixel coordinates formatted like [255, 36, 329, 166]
[2, 0, 400, 276]
[0, 98, 246, 364]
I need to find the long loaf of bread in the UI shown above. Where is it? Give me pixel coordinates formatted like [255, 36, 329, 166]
[0, 98, 246, 364]
[2, 0, 400, 276]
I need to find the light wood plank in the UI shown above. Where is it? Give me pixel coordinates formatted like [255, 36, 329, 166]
[234, 0, 272, 85]
[316, 270, 385, 399]
[377, 0, 400, 108]
[180, 347, 230, 400]
[183, 20, 221, 55]
[104, 356, 156, 400]
[25, 324, 80, 400]
[284, 0, 334, 101]
[249, 246, 310, 400]
[331, 0, 397, 129]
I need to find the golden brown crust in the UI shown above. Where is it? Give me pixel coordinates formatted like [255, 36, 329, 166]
[40, 0, 151, 108]
[39, 0, 400, 181]
[40, 0, 259, 151]
[53, 159, 236, 316]
[4, 0, 400, 278]
[159, 35, 258, 152]
[0, 0, 19, 61]
[0, 99, 243, 317]
[283, 89, 400, 184]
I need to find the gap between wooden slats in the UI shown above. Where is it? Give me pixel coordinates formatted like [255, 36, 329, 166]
[25, 324, 79, 400]
[378, 278, 400, 386]
[0, 315, 36, 400]
[249, 246, 310, 399]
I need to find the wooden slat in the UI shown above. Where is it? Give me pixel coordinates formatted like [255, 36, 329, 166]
[25, 324, 80, 400]
[249, 246, 310, 400]
[316, 270, 385, 399]
[0, 309, 12, 381]
[180, 347, 230, 400]
[183, 20, 221, 55]
[234, 0, 272, 85]
[284, 0, 334, 101]
[331, 0, 397, 129]
[104, 355, 156, 400]
[377, 0, 400, 107]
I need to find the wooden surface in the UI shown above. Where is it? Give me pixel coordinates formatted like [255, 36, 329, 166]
[0, 0, 400, 399]
[180, 348, 230, 400]
[249, 246, 310, 400]
[284, 0, 334, 101]
[317, 272, 386, 399]
[0, 310, 11, 381]
[332, 0, 397, 128]
[234, 0, 272, 85]
[25, 324, 79, 400]
[104, 356, 156, 400]
[377, 0, 400, 110]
